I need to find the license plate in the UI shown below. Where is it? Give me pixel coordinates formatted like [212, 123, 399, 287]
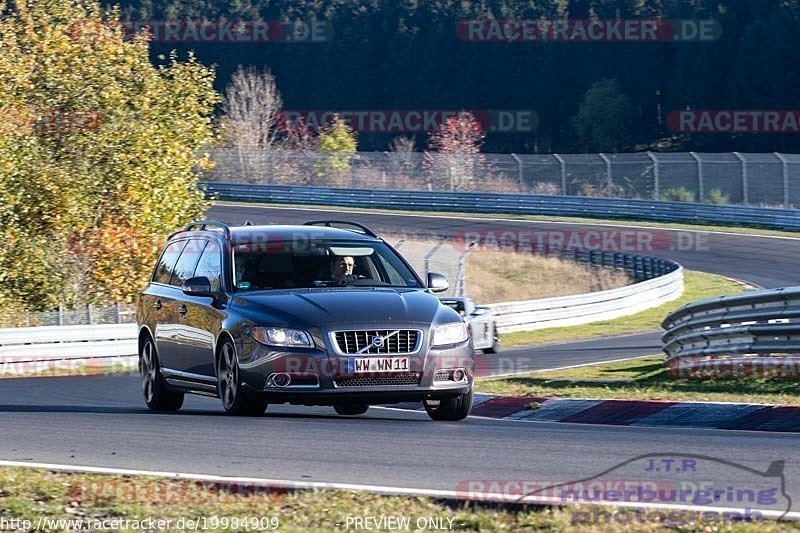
[348, 357, 410, 373]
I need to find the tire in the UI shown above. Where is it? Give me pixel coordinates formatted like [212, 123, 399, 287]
[482, 323, 501, 354]
[217, 339, 268, 416]
[139, 335, 184, 412]
[424, 386, 473, 421]
[334, 403, 369, 416]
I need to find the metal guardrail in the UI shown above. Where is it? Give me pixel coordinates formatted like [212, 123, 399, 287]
[489, 253, 683, 333]
[202, 182, 800, 231]
[661, 287, 800, 377]
[0, 324, 138, 363]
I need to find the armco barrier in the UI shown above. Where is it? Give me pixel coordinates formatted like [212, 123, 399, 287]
[0, 323, 138, 363]
[489, 253, 683, 332]
[201, 182, 800, 231]
[662, 287, 800, 377]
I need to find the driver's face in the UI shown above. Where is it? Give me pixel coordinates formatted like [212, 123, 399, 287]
[331, 256, 355, 279]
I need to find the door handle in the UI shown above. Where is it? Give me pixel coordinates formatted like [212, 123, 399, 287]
[154, 300, 162, 310]
[178, 304, 188, 316]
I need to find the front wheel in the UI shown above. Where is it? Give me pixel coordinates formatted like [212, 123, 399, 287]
[424, 387, 473, 421]
[217, 340, 268, 416]
[139, 336, 184, 411]
[483, 324, 501, 354]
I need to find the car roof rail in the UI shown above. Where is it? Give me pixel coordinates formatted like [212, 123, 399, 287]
[179, 220, 231, 239]
[303, 220, 378, 238]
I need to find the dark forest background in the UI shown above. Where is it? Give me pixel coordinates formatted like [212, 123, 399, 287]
[112, 0, 800, 153]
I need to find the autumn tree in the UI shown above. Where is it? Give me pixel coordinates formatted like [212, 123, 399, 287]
[315, 114, 357, 186]
[0, 0, 218, 314]
[426, 112, 486, 191]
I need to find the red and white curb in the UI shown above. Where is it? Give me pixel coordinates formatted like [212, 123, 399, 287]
[388, 394, 800, 432]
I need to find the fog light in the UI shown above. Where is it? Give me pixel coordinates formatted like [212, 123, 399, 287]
[271, 373, 292, 387]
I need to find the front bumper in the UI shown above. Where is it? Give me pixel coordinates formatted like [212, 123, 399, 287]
[237, 336, 474, 406]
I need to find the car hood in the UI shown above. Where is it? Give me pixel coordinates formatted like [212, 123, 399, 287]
[233, 287, 448, 328]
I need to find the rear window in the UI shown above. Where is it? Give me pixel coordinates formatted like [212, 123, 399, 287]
[152, 240, 188, 285]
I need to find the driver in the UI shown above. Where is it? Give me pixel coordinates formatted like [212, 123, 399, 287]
[329, 255, 357, 285]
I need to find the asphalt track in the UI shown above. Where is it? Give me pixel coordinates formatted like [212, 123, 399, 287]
[4, 204, 800, 514]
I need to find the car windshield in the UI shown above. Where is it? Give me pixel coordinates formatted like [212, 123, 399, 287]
[232, 239, 422, 291]
[440, 299, 466, 315]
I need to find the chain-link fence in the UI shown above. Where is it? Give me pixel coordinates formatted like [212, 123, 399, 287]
[204, 148, 800, 208]
[388, 238, 466, 297]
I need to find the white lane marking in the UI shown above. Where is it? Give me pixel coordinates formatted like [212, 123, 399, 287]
[483, 354, 659, 379]
[0, 460, 796, 520]
[214, 202, 800, 241]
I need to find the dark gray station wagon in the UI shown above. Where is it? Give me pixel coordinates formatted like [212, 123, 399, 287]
[137, 220, 474, 420]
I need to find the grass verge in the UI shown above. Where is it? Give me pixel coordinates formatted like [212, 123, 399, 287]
[214, 200, 800, 240]
[466, 250, 630, 303]
[477, 355, 800, 405]
[0, 467, 791, 532]
[499, 270, 744, 347]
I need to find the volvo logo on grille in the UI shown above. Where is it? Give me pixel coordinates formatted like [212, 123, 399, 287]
[353, 330, 401, 354]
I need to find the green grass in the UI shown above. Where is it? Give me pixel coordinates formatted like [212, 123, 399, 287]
[0, 467, 793, 532]
[499, 270, 744, 347]
[215, 200, 800, 240]
[477, 355, 800, 405]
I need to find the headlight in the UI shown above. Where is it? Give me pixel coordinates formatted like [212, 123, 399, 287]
[252, 327, 313, 348]
[433, 322, 468, 346]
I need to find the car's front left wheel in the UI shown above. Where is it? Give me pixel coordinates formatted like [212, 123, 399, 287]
[139, 336, 184, 412]
[423, 386, 473, 421]
[217, 339, 268, 417]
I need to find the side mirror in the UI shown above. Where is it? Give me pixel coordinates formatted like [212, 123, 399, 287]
[427, 272, 449, 293]
[182, 276, 213, 297]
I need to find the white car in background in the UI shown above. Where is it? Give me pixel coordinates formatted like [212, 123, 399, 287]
[439, 297, 500, 354]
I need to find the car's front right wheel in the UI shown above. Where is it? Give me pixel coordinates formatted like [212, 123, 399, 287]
[423, 387, 473, 421]
[217, 339, 268, 416]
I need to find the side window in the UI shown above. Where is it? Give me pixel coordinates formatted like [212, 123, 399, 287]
[152, 241, 188, 285]
[170, 239, 204, 287]
[194, 240, 223, 292]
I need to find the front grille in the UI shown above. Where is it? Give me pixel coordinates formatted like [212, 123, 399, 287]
[334, 373, 421, 387]
[333, 330, 420, 354]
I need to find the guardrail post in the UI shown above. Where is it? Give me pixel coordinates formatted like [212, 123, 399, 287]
[775, 153, 790, 208]
[115, 302, 122, 324]
[733, 152, 748, 204]
[510, 153, 524, 190]
[689, 152, 704, 202]
[87, 304, 94, 325]
[57, 305, 63, 326]
[647, 151, 660, 200]
[598, 153, 612, 196]
[454, 241, 477, 297]
[553, 154, 567, 195]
